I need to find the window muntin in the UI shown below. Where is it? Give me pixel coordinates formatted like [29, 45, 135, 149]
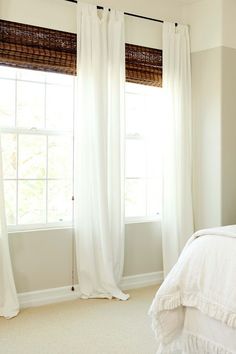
[0, 66, 74, 230]
[125, 83, 163, 221]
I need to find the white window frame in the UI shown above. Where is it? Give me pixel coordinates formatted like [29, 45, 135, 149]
[2, 128, 74, 233]
[0, 67, 75, 232]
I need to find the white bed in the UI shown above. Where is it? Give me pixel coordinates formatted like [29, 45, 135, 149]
[149, 225, 236, 354]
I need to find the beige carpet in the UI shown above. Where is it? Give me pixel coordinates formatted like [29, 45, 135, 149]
[0, 286, 158, 354]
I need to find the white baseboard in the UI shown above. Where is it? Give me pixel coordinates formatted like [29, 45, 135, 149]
[18, 285, 80, 309]
[18, 271, 163, 309]
[120, 271, 163, 290]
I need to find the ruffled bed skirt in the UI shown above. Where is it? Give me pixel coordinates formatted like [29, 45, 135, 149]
[156, 332, 234, 354]
[150, 291, 236, 329]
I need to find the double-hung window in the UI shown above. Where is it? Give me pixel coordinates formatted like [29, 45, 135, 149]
[125, 83, 163, 222]
[0, 66, 74, 230]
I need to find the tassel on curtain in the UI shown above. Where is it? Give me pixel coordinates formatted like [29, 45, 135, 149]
[74, 3, 129, 300]
[161, 22, 194, 276]
[0, 135, 19, 319]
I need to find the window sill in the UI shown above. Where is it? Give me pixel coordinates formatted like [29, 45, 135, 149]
[7, 216, 161, 234]
[125, 215, 160, 224]
[7, 223, 73, 234]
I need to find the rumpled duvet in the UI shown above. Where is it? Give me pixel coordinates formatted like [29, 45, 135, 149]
[149, 225, 236, 353]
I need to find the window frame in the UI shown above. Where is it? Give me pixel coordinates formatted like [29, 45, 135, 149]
[124, 82, 162, 223]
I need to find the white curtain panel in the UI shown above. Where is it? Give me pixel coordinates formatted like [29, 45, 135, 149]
[0, 135, 19, 318]
[162, 22, 194, 275]
[74, 3, 128, 300]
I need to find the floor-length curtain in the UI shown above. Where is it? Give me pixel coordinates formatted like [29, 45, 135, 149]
[162, 22, 194, 276]
[74, 3, 128, 300]
[0, 135, 19, 318]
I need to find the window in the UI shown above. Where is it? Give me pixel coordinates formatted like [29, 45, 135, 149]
[0, 66, 74, 230]
[125, 83, 163, 221]
[1, 20, 162, 227]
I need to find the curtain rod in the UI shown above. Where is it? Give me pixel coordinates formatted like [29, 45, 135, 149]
[65, 0, 169, 24]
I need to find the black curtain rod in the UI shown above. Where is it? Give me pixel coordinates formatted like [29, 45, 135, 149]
[65, 0, 166, 24]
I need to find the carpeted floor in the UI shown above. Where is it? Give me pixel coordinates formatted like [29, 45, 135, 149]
[0, 286, 158, 354]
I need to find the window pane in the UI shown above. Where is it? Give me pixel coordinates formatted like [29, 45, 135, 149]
[48, 181, 72, 223]
[0, 79, 15, 127]
[17, 68, 46, 83]
[17, 81, 45, 128]
[0, 66, 16, 79]
[46, 72, 73, 86]
[1, 133, 17, 179]
[48, 136, 73, 179]
[125, 179, 146, 217]
[4, 181, 16, 225]
[18, 135, 46, 179]
[46, 84, 73, 131]
[125, 93, 145, 136]
[126, 139, 146, 178]
[18, 180, 46, 224]
[147, 178, 161, 216]
[146, 140, 162, 178]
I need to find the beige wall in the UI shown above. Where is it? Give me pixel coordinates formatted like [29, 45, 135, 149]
[10, 223, 162, 293]
[9, 229, 74, 293]
[1, 0, 182, 293]
[0, 0, 163, 49]
[0, 0, 76, 32]
[221, 46, 236, 225]
[124, 222, 163, 276]
[221, 1, 236, 225]
[183, 0, 223, 229]
[0, 0, 184, 30]
[183, 0, 236, 229]
[191, 47, 222, 229]
[222, 0, 236, 49]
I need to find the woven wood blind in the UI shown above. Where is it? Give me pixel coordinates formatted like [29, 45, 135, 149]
[125, 44, 162, 87]
[0, 19, 162, 86]
[0, 20, 76, 75]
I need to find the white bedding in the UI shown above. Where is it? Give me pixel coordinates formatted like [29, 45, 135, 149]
[149, 225, 236, 353]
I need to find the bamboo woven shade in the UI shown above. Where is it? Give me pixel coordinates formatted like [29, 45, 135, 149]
[0, 20, 76, 75]
[125, 44, 162, 87]
[0, 19, 162, 86]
